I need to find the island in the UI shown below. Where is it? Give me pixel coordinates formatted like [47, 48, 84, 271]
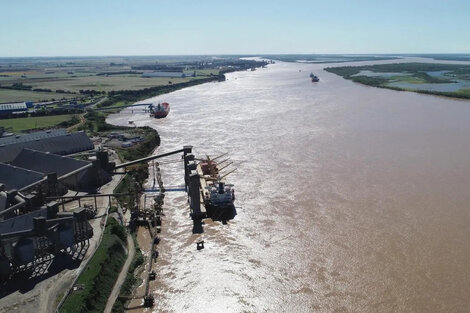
[325, 62, 470, 100]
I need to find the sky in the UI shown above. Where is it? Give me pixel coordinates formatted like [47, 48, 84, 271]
[0, 0, 469, 57]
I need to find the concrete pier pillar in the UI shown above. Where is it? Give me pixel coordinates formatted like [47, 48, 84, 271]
[184, 153, 195, 191]
[186, 161, 197, 200]
[183, 145, 193, 158]
[189, 172, 200, 215]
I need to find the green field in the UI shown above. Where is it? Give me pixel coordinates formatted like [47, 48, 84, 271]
[0, 114, 76, 133]
[0, 56, 264, 104]
[0, 88, 79, 102]
[8, 75, 208, 93]
[0, 55, 222, 96]
[0, 73, 218, 101]
[60, 218, 126, 313]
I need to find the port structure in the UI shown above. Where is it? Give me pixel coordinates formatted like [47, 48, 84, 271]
[0, 202, 93, 280]
[113, 145, 236, 233]
[113, 146, 237, 307]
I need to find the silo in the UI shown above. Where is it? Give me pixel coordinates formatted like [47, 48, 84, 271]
[14, 238, 35, 264]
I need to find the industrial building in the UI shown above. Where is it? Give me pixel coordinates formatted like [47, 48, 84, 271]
[0, 163, 45, 191]
[0, 158, 113, 279]
[0, 128, 67, 145]
[0, 102, 32, 117]
[0, 129, 94, 163]
[0, 128, 115, 280]
[0, 199, 93, 279]
[10, 149, 111, 192]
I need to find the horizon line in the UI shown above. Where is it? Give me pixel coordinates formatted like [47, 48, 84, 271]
[0, 52, 470, 59]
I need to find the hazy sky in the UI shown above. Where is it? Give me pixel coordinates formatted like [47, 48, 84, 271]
[1, 0, 469, 57]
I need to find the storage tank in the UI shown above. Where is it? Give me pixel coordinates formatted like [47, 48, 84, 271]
[58, 224, 75, 248]
[14, 238, 35, 264]
[0, 256, 11, 279]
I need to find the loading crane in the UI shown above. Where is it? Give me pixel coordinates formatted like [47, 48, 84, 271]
[113, 147, 192, 171]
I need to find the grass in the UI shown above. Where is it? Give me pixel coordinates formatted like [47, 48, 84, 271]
[325, 63, 470, 100]
[60, 218, 127, 313]
[77, 110, 125, 133]
[0, 114, 77, 133]
[456, 88, 470, 96]
[112, 234, 144, 313]
[390, 75, 426, 84]
[113, 127, 160, 209]
[114, 174, 138, 209]
[116, 127, 160, 162]
[194, 69, 221, 76]
[1, 74, 212, 94]
[0, 88, 78, 102]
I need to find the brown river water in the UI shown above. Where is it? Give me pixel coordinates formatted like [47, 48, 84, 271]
[108, 58, 470, 313]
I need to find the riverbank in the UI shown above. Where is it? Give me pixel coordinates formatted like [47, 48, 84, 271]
[325, 62, 470, 100]
[53, 109, 160, 313]
[97, 63, 268, 109]
[60, 219, 127, 313]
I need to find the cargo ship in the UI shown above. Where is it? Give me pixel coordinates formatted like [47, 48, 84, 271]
[310, 73, 320, 82]
[197, 156, 236, 223]
[149, 102, 170, 118]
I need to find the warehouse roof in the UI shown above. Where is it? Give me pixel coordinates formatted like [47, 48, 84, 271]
[0, 163, 45, 191]
[0, 207, 49, 234]
[11, 149, 90, 177]
[0, 129, 68, 145]
[0, 131, 94, 163]
[0, 102, 28, 112]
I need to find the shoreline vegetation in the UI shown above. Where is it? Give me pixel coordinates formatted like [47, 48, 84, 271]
[97, 74, 224, 108]
[96, 60, 269, 108]
[325, 63, 470, 100]
[59, 109, 159, 313]
[60, 218, 127, 313]
[262, 54, 399, 63]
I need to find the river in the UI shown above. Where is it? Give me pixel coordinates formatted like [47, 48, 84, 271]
[107, 58, 470, 313]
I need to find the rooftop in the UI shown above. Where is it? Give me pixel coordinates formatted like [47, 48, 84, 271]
[0, 128, 68, 146]
[0, 163, 45, 191]
[0, 207, 49, 235]
[0, 131, 94, 163]
[0, 102, 28, 111]
[11, 149, 90, 178]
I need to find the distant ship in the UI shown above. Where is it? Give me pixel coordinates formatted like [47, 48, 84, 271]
[149, 102, 170, 118]
[310, 73, 320, 82]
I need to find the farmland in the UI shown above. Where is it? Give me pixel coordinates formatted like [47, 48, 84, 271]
[0, 88, 78, 102]
[2, 74, 208, 93]
[0, 55, 260, 103]
[0, 114, 77, 132]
